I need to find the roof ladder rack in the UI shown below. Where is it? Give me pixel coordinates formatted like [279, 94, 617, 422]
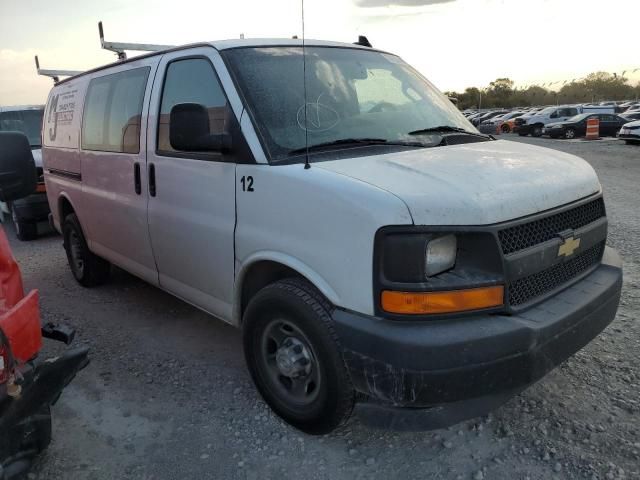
[99, 21, 173, 60]
[35, 56, 83, 83]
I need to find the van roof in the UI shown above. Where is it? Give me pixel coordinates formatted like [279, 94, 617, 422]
[54, 38, 385, 86]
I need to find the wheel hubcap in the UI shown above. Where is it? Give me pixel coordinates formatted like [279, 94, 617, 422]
[261, 319, 321, 405]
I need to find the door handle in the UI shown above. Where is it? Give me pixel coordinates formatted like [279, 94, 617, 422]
[134, 162, 141, 195]
[149, 163, 156, 197]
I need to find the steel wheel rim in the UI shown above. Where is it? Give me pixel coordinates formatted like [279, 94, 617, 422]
[69, 230, 84, 275]
[260, 318, 321, 406]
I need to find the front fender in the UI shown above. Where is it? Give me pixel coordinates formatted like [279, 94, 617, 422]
[232, 251, 341, 325]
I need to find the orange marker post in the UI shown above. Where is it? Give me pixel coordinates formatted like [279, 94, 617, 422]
[586, 118, 600, 140]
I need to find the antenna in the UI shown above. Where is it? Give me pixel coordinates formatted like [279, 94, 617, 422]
[98, 21, 173, 61]
[35, 55, 82, 84]
[301, 0, 310, 170]
[354, 36, 372, 48]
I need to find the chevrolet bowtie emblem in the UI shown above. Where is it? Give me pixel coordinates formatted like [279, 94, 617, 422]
[558, 236, 581, 257]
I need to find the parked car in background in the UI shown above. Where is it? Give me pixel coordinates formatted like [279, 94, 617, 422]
[516, 105, 615, 137]
[489, 111, 525, 133]
[618, 120, 640, 145]
[620, 111, 640, 122]
[0, 106, 49, 240]
[543, 113, 628, 139]
[0, 132, 88, 479]
[471, 110, 508, 127]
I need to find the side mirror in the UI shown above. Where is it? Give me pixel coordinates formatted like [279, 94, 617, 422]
[169, 103, 232, 153]
[0, 132, 37, 202]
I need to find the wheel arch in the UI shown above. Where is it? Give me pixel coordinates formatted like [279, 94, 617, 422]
[57, 193, 78, 230]
[233, 252, 341, 326]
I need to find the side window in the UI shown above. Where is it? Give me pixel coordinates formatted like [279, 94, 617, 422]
[82, 67, 150, 153]
[567, 108, 578, 117]
[157, 58, 228, 154]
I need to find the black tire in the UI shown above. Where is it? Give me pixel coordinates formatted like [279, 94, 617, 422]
[531, 124, 543, 137]
[243, 278, 355, 434]
[62, 213, 110, 287]
[564, 128, 576, 139]
[11, 205, 37, 241]
[500, 124, 510, 134]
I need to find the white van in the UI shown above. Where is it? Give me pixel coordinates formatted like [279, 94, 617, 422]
[516, 104, 615, 137]
[42, 39, 622, 434]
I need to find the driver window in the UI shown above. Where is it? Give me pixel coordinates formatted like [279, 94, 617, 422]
[157, 58, 227, 154]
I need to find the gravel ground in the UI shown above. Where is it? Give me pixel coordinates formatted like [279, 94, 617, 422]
[8, 136, 639, 480]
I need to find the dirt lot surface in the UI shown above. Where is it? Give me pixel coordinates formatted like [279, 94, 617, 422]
[9, 136, 639, 479]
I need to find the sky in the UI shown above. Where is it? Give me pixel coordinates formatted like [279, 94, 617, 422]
[1, 0, 639, 105]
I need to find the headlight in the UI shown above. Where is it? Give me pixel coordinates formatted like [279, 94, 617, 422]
[425, 234, 457, 277]
[381, 233, 457, 282]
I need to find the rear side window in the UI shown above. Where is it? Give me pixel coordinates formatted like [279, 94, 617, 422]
[82, 67, 150, 153]
[157, 58, 227, 154]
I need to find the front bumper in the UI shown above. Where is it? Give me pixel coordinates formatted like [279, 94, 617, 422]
[515, 123, 532, 134]
[0, 347, 89, 479]
[618, 132, 640, 141]
[333, 247, 622, 426]
[11, 193, 50, 223]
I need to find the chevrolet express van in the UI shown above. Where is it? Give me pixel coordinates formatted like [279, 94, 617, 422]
[42, 39, 622, 434]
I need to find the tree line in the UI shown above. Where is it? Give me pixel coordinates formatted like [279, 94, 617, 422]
[445, 72, 640, 110]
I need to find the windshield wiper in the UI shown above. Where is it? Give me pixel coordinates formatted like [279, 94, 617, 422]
[288, 138, 427, 156]
[408, 126, 491, 139]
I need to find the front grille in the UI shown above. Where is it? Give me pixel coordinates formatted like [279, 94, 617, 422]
[508, 241, 605, 306]
[498, 198, 605, 255]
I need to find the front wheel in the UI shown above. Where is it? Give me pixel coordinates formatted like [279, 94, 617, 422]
[243, 278, 355, 434]
[63, 213, 110, 287]
[531, 125, 543, 137]
[11, 205, 37, 241]
[565, 128, 576, 139]
[501, 124, 510, 134]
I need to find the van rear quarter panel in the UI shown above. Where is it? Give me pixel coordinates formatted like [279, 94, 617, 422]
[42, 77, 90, 229]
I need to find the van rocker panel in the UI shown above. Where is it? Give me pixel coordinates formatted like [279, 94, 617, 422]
[332, 246, 622, 407]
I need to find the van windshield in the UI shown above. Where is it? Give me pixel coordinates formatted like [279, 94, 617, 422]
[223, 46, 476, 162]
[0, 109, 44, 148]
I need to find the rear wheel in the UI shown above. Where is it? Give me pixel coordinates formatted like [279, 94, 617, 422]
[501, 124, 510, 134]
[243, 278, 355, 434]
[565, 128, 576, 139]
[63, 213, 110, 286]
[11, 205, 37, 241]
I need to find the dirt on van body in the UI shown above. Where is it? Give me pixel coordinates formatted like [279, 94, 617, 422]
[12, 136, 639, 479]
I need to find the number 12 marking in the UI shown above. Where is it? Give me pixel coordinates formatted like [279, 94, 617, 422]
[240, 176, 254, 192]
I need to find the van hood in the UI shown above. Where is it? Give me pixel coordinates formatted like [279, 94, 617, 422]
[315, 140, 601, 226]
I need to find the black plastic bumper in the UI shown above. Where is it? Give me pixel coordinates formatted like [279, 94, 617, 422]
[333, 247, 622, 416]
[516, 124, 532, 135]
[11, 193, 50, 223]
[0, 348, 89, 478]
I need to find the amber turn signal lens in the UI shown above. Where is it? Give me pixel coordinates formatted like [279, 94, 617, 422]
[381, 286, 504, 315]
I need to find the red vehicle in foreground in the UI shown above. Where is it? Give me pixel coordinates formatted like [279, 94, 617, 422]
[0, 132, 88, 479]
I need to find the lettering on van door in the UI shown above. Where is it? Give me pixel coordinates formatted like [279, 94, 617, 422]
[47, 89, 78, 144]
